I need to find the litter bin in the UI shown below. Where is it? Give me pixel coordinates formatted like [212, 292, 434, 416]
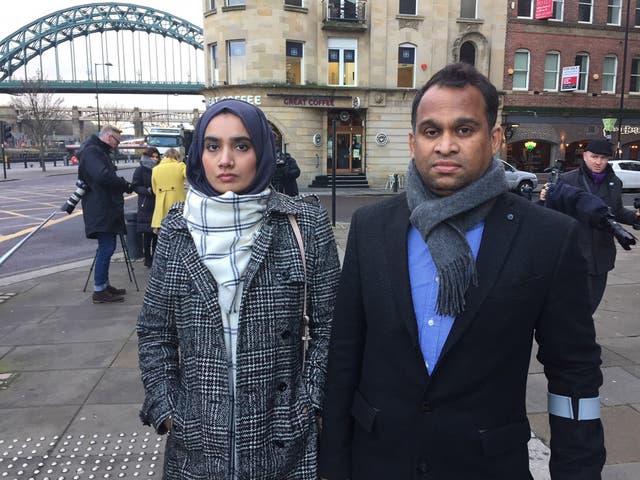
[124, 210, 143, 259]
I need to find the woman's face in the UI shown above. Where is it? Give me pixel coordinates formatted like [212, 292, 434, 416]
[202, 112, 257, 194]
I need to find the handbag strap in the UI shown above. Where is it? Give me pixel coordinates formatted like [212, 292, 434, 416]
[288, 214, 311, 363]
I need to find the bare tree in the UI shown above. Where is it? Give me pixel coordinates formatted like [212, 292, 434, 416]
[10, 77, 66, 172]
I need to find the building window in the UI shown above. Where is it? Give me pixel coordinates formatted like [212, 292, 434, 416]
[460, 42, 476, 66]
[285, 0, 303, 5]
[226, 0, 245, 5]
[636, 0, 640, 26]
[460, 0, 476, 18]
[286, 41, 303, 85]
[602, 55, 617, 93]
[209, 43, 220, 85]
[328, 38, 357, 86]
[630, 58, 640, 92]
[575, 53, 589, 91]
[397, 44, 415, 88]
[608, 0, 622, 24]
[227, 40, 246, 85]
[551, 0, 564, 20]
[400, 0, 417, 15]
[517, 0, 533, 18]
[209, 0, 216, 9]
[513, 50, 530, 90]
[544, 52, 560, 91]
[579, 0, 593, 22]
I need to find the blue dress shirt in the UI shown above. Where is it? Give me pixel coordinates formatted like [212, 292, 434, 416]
[408, 222, 484, 374]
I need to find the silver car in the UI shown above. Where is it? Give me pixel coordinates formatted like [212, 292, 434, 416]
[499, 159, 538, 194]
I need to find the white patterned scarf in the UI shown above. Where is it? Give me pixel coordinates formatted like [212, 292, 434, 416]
[183, 187, 270, 314]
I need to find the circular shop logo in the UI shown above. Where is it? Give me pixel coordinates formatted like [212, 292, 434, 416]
[375, 132, 388, 146]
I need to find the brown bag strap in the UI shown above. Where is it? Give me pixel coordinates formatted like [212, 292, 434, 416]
[288, 214, 310, 363]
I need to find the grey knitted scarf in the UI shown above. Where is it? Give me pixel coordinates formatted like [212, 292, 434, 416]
[406, 158, 508, 317]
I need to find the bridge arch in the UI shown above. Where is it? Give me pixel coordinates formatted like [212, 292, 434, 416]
[0, 3, 203, 85]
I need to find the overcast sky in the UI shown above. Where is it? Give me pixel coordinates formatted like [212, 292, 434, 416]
[0, 0, 205, 111]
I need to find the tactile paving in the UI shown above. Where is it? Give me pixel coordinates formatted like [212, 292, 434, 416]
[0, 432, 163, 479]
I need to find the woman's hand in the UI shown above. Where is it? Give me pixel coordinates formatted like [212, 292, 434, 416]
[163, 417, 173, 432]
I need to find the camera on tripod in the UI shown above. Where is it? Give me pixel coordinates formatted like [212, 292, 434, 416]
[61, 179, 88, 214]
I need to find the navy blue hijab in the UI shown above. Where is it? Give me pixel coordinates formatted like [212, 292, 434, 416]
[187, 99, 277, 196]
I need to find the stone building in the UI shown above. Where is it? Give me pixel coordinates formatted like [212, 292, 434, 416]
[201, 0, 507, 188]
[503, 0, 640, 171]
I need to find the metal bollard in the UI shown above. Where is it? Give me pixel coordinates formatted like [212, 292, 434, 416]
[393, 173, 399, 192]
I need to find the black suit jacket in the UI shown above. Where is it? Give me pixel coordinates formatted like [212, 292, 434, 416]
[319, 192, 605, 480]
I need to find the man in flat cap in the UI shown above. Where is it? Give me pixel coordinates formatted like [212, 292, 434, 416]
[557, 139, 640, 311]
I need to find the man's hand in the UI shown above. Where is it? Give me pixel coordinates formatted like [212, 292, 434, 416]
[125, 182, 134, 194]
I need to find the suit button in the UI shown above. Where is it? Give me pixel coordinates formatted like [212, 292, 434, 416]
[417, 460, 430, 473]
[419, 401, 431, 413]
[278, 381, 288, 392]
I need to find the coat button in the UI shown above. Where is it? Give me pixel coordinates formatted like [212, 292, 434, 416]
[278, 382, 288, 392]
[417, 460, 430, 473]
[507, 213, 515, 220]
[419, 401, 431, 413]
[281, 330, 291, 339]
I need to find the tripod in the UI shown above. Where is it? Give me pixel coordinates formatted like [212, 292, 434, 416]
[83, 233, 140, 293]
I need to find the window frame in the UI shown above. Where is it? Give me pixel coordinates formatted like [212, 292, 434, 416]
[517, 0, 533, 18]
[399, 0, 418, 15]
[578, 0, 593, 23]
[460, 0, 477, 18]
[513, 49, 530, 91]
[630, 58, 640, 93]
[286, 40, 304, 85]
[551, 0, 564, 20]
[602, 55, 618, 93]
[608, 0, 622, 25]
[327, 38, 358, 86]
[544, 51, 560, 91]
[227, 39, 246, 85]
[285, 0, 303, 6]
[209, 43, 220, 86]
[575, 53, 590, 92]
[397, 43, 416, 88]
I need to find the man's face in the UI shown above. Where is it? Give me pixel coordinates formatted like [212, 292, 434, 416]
[103, 131, 121, 150]
[409, 85, 502, 196]
[582, 151, 609, 174]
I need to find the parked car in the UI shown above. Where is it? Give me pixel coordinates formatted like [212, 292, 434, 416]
[610, 160, 640, 191]
[499, 159, 538, 194]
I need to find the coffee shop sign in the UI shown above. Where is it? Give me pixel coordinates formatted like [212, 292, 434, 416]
[607, 125, 640, 135]
[208, 95, 262, 105]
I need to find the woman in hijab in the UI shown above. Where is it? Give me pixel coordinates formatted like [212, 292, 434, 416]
[137, 99, 340, 480]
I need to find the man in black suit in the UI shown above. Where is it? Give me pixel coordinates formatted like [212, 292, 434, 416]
[319, 63, 605, 479]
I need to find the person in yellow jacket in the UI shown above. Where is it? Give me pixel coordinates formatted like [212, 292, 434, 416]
[151, 148, 187, 232]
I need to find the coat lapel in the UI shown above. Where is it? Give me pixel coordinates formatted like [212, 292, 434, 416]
[384, 195, 420, 348]
[438, 194, 521, 361]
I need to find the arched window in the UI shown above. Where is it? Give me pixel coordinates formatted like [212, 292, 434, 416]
[460, 42, 476, 66]
[602, 55, 617, 93]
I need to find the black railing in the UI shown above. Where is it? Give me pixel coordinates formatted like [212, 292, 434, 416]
[324, 0, 367, 23]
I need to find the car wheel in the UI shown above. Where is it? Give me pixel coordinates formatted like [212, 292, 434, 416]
[517, 180, 534, 194]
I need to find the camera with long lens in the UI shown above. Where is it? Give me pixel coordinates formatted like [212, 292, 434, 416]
[61, 179, 88, 214]
[604, 213, 637, 250]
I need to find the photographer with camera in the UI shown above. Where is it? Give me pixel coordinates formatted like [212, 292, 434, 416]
[546, 139, 640, 312]
[77, 125, 134, 304]
[271, 151, 301, 196]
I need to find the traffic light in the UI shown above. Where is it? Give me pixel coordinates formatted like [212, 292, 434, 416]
[0, 122, 11, 143]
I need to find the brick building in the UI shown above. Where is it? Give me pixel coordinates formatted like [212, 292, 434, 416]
[200, 0, 506, 188]
[503, 0, 640, 171]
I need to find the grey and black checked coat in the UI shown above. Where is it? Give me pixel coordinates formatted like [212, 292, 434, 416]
[137, 192, 340, 480]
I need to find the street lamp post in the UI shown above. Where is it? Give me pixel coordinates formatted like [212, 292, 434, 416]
[94, 62, 113, 131]
[615, 0, 632, 158]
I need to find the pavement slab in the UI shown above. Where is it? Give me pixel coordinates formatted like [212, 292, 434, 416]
[0, 341, 123, 371]
[87, 368, 145, 404]
[0, 405, 79, 447]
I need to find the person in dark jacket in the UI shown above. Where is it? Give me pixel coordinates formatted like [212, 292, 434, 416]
[78, 125, 134, 303]
[557, 139, 640, 311]
[133, 147, 161, 267]
[271, 152, 301, 196]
